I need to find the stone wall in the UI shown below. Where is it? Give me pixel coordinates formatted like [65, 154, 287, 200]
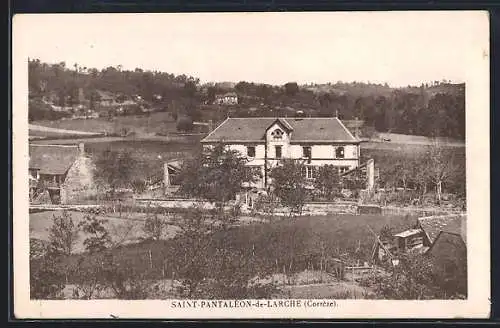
[61, 154, 97, 204]
[135, 198, 216, 210]
[131, 197, 461, 218]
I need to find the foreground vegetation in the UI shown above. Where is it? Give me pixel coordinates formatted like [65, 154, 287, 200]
[30, 207, 465, 300]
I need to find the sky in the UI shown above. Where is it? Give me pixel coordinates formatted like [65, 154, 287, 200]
[14, 11, 488, 87]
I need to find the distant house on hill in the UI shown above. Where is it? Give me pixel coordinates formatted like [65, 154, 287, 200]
[214, 92, 238, 105]
[96, 90, 117, 107]
[29, 143, 96, 204]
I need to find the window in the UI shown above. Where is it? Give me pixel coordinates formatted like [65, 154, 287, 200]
[305, 166, 315, 179]
[275, 146, 282, 159]
[335, 146, 345, 159]
[247, 146, 256, 158]
[338, 166, 349, 174]
[271, 128, 284, 140]
[29, 169, 38, 180]
[303, 146, 311, 158]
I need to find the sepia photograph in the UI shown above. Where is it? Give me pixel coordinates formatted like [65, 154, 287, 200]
[12, 11, 490, 319]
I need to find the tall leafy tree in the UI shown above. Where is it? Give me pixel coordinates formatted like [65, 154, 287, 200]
[284, 82, 299, 96]
[93, 149, 137, 196]
[424, 141, 461, 202]
[313, 165, 340, 199]
[269, 159, 307, 215]
[47, 210, 79, 256]
[177, 143, 259, 209]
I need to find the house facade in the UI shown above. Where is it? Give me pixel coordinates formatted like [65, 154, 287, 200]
[214, 92, 239, 105]
[29, 143, 96, 204]
[201, 117, 361, 189]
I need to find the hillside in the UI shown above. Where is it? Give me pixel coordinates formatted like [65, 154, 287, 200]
[28, 59, 465, 140]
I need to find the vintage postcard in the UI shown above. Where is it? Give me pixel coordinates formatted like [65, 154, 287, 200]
[12, 11, 490, 319]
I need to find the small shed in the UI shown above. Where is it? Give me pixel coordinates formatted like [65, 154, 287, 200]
[393, 228, 426, 253]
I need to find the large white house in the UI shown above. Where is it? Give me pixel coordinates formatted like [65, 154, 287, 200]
[214, 92, 239, 105]
[201, 117, 361, 189]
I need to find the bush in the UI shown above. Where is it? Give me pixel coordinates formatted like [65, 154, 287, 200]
[143, 214, 166, 241]
[130, 179, 147, 194]
[47, 210, 79, 256]
[367, 254, 466, 300]
[176, 116, 194, 132]
[30, 243, 66, 299]
[28, 99, 71, 121]
[78, 214, 112, 253]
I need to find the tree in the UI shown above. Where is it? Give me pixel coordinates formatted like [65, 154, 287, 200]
[143, 213, 165, 241]
[30, 242, 66, 299]
[177, 143, 259, 211]
[172, 206, 275, 299]
[78, 213, 112, 253]
[313, 165, 340, 200]
[176, 116, 194, 132]
[365, 253, 465, 300]
[93, 149, 137, 197]
[184, 80, 198, 98]
[47, 210, 79, 256]
[269, 159, 307, 215]
[371, 254, 442, 299]
[100, 253, 151, 299]
[207, 86, 217, 103]
[173, 206, 213, 297]
[256, 84, 272, 104]
[284, 82, 299, 97]
[424, 141, 460, 203]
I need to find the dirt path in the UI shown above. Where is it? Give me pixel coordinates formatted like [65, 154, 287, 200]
[29, 124, 102, 136]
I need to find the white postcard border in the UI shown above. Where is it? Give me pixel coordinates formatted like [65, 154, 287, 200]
[12, 11, 491, 319]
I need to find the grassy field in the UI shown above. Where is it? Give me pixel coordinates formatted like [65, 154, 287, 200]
[29, 124, 103, 138]
[86, 139, 200, 180]
[32, 212, 416, 275]
[30, 210, 182, 253]
[32, 112, 177, 136]
[31, 211, 417, 299]
[360, 140, 466, 168]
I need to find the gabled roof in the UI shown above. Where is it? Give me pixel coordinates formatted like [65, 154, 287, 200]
[29, 144, 80, 175]
[216, 92, 238, 98]
[393, 228, 423, 238]
[418, 214, 467, 245]
[201, 117, 359, 143]
[96, 90, 115, 101]
[426, 231, 467, 258]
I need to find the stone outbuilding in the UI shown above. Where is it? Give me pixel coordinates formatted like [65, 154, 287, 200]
[29, 143, 97, 204]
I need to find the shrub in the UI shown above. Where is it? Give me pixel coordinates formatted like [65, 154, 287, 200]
[143, 214, 166, 241]
[176, 116, 194, 132]
[47, 210, 79, 256]
[78, 214, 112, 253]
[30, 245, 66, 299]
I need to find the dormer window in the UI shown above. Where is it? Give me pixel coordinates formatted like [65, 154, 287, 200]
[271, 128, 284, 140]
